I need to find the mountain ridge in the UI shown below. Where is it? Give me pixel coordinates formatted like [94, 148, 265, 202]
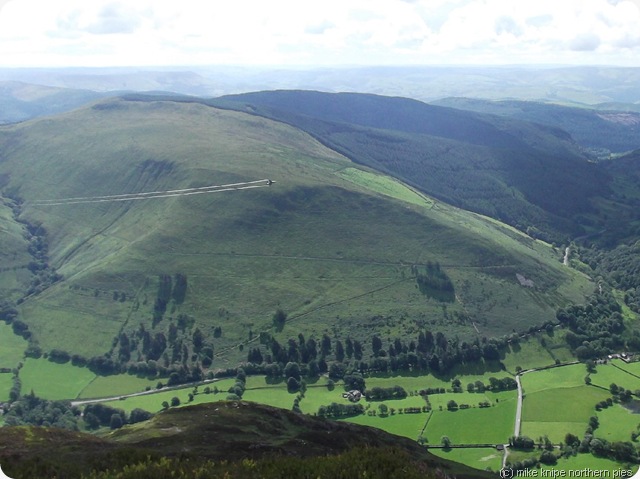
[211, 90, 612, 240]
[0, 96, 590, 370]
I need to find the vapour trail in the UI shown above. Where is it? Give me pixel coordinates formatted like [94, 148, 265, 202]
[32, 180, 272, 206]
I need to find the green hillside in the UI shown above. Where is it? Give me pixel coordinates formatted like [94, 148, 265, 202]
[0, 198, 32, 304]
[0, 97, 591, 375]
[212, 90, 618, 242]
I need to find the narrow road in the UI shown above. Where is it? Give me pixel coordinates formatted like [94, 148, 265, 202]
[502, 444, 510, 469]
[514, 374, 523, 437]
[32, 179, 273, 206]
[510, 362, 579, 438]
[70, 378, 220, 407]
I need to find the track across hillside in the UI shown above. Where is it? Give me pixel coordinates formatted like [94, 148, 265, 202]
[31, 179, 273, 206]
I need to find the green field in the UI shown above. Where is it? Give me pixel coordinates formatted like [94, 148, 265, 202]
[424, 396, 516, 444]
[19, 358, 96, 400]
[521, 385, 610, 442]
[344, 412, 430, 441]
[0, 322, 26, 369]
[501, 337, 557, 373]
[363, 374, 452, 391]
[242, 385, 299, 410]
[520, 364, 586, 394]
[615, 361, 640, 377]
[430, 447, 503, 473]
[523, 386, 607, 423]
[596, 403, 639, 443]
[299, 383, 357, 414]
[518, 362, 640, 445]
[77, 373, 160, 399]
[0, 373, 13, 402]
[101, 379, 237, 413]
[365, 370, 511, 391]
[589, 361, 640, 391]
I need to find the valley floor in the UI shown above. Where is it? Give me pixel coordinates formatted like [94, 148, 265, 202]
[5, 349, 637, 475]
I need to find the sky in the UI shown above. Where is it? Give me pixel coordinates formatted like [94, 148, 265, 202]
[0, 0, 639, 68]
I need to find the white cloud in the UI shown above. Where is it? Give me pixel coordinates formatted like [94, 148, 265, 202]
[85, 3, 144, 35]
[0, 0, 639, 67]
[570, 32, 602, 51]
[495, 16, 522, 37]
[305, 20, 335, 35]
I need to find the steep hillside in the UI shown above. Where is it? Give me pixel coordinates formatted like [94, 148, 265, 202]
[216, 90, 578, 151]
[0, 401, 493, 479]
[213, 91, 640, 245]
[604, 148, 640, 179]
[597, 149, 640, 245]
[0, 97, 591, 372]
[431, 97, 640, 155]
[0, 198, 32, 304]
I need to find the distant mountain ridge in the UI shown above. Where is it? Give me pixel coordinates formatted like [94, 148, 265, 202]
[2, 65, 640, 104]
[431, 97, 640, 155]
[0, 81, 106, 124]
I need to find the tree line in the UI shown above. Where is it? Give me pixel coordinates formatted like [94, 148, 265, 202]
[557, 291, 640, 360]
[2, 390, 152, 431]
[242, 327, 518, 388]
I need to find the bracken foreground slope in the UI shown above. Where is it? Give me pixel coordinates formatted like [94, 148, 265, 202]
[0, 401, 495, 479]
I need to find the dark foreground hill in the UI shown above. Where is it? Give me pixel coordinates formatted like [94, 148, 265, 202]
[0, 401, 493, 479]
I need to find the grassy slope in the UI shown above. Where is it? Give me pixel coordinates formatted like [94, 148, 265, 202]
[213, 90, 615, 239]
[0, 98, 591, 365]
[0, 199, 31, 303]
